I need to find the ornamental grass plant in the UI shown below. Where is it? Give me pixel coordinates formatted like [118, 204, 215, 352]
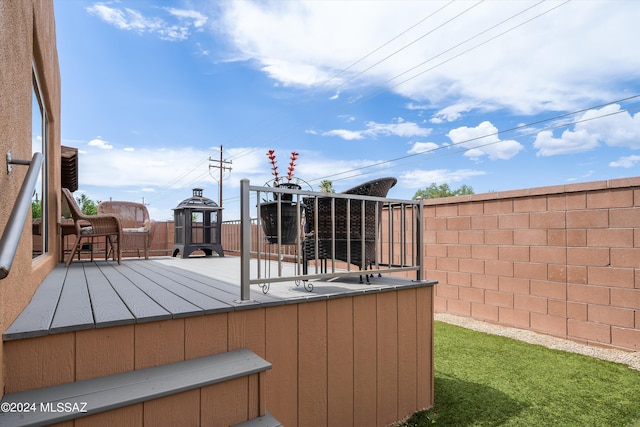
[400, 321, 640, 426]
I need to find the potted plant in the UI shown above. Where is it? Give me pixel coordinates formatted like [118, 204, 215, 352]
[267, 150, 301, 200]
[260, 150, 302, 244]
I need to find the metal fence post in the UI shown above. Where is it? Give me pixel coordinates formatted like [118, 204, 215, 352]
[240, 179, 251, 301]
[415, 198, 424, 281]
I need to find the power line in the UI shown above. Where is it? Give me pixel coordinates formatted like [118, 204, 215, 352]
[142, 145, 238, 207]
[222, 2, 459, 164]
[329, 0, 485, 94]
[208, 145, 232, 207]
[150, 1, 560, 186]
[143, 167, 213, 208]
[145, 0, 607, 207]
[228, 0, 570, 161]
[355, 0, 571, 105]
[310, 96, 640, 183]
[218, 96, 640, 206]
[315, 0, 457, 90]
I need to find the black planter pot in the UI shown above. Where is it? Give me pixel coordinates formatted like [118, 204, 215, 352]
[273, 182, 301, 202]
[259, 201, 300, 244]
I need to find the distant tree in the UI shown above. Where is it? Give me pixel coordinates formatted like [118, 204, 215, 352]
[413, 183, 474, 199]
[31, 200, 42, 219]
[319, 180, 335, 193]
[76, 194, 100, 215]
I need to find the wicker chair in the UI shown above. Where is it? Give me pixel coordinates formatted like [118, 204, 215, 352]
[302, 177, 397, 277]
[61, 188, 122, 267]
[98, 201, 156, 259]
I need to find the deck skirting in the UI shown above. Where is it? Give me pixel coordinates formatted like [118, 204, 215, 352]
[3, 257, 436, 426]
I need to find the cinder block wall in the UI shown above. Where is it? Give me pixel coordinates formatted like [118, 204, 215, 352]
[424, 177, 640, 352]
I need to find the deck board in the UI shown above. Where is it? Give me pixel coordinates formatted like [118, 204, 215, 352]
[3, 266, 67, 339]
[125, 259, 240, 299]
[96, 262, 172, 323]
[121, 261, 235, 314]
[50, 263, 95, 333]
[84, 263, 136, 328]
[107, 263, 203, 318]
[141, 259, 281, 307]
[3, 256, 436, 341]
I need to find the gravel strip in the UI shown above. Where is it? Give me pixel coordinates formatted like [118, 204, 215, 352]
[435, 313, 640, 371]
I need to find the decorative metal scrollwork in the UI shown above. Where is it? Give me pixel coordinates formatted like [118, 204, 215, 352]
[296, 279, 313, 292]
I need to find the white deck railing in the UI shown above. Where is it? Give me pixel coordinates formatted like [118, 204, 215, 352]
[238, 179, 423, 300]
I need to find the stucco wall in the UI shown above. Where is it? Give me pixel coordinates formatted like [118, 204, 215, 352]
[0, 0, 61, 395]
[425, 177, 640, 351]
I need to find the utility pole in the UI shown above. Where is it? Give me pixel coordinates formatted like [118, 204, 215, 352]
[208, 145, 232, 207]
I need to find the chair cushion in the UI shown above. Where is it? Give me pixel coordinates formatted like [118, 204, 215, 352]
[123, 227, 148, 233]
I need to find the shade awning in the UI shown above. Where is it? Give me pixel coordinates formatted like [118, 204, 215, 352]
[61, 145, 78, 192]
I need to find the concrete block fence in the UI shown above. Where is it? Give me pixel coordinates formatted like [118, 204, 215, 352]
[423, 177, 640, 352]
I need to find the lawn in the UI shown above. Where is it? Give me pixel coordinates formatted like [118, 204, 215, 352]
[399, 321, 640, 426]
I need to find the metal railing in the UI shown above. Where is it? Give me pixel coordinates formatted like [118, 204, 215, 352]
[238, 179, 423, 300]
[0, 153, 43, 279]
[222, 218, 300, 262]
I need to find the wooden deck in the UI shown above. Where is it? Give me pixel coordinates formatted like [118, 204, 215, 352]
[4, 256, 435, 341]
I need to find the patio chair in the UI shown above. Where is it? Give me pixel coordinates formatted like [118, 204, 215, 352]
[98, 200, 156, 259]
[61, 188, 122, 267]
[302, 177, 397, 279]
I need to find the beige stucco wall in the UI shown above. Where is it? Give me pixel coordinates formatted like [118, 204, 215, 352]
[0, 0, 60, 397]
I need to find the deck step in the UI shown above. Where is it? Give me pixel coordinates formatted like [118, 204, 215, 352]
[232, 411, 283, 427]
[0, 348, 271, 427]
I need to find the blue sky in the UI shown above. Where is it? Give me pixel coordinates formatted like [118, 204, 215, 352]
[54, 1, 640, 220]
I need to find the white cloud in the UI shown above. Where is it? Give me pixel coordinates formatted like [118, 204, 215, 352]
[80, 146, 208, 187]
[447, 121, 523, 160]
[87, 3, 206, 41]
[534, 104, 640, 156]
[366, 118, 432, 138]
[321, 119, 431, 140]
[400, 168, 486, 188]
[533, 129, 598, 157]
[431, 103, 475, 123]
[408, 142, 439, 155]
[165, 8, 208, 29]
[213, 1, 640, 116]
[323, 129, 365, 141]
[577, 105, 640, 148]
[261, 59, 335, 87]
[609, 155, 640, 168]
[76, 144, 383, 197]
[405, 103, 430, 111]
[88, 138, 113, 150]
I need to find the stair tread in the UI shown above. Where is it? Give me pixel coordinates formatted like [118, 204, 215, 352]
[0, 348, 271, 427]
[232, 411, 283, 427]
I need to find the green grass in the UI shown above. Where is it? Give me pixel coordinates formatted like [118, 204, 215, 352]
[399, 321, 640, 426]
